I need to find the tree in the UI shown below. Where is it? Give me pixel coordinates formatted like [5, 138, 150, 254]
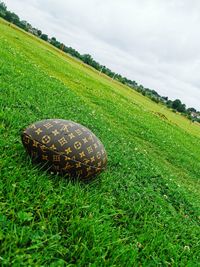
[150, 95, 159, 103]
[187, 107, 196, 113]
[0, 1, 7, 17]
[37, 30, 42, 36]
[172, 99, 186, 113]
[178, 103, 186, 113]
[172, 99, 181, 109]
[50, 37, 61, 48]
[166, 100, 173, 108]
[40, 34, 48, 41]
[4, 10, 19, 24]
[82, 54, 93, 65]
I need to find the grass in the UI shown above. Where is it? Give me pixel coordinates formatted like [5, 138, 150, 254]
[0, 18, 200, 266]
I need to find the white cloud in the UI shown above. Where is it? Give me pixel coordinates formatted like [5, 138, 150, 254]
[4, 0, 200, 109]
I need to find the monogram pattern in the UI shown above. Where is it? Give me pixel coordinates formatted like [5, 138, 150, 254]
[21, 119, 107, 179]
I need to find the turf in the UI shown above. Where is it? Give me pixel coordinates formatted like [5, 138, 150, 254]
[0, 18, 200, 266]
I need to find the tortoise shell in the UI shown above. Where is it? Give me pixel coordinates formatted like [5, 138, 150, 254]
[21, 119, 107, 179]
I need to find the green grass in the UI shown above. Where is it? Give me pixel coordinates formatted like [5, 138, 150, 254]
[0, 18, 200, 266]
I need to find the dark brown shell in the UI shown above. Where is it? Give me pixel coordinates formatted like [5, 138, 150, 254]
[21, 119, 107, 179]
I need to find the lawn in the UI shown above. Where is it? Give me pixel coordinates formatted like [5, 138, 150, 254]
[0, 18, 200, 266]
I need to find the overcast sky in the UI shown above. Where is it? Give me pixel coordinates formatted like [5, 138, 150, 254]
[4, 0, 200, 110]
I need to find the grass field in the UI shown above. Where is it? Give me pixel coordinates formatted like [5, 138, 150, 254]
[0, 18, 200, 266]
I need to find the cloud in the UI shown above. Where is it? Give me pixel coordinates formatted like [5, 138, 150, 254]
[4, 0, 200, 109]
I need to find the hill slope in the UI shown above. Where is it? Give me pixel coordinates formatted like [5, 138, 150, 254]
[0, 19, 200, 266]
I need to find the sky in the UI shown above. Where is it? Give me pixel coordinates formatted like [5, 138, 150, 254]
[4, 0, 200, 110]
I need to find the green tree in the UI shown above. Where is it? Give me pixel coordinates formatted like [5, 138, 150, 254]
[50, 37, 61, 48]
[37, 30, 42, 36]
[40, 34, 48, 41]
[187, 107, 196, 113]
[0, 1, 7, 17]
[4, 11, 20, 24]
[82, 54, 93, 65]
[166, 100, 173, 108]
[172, 99, 186, 113]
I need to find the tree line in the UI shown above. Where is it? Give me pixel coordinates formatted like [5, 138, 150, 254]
[0, 1, 199, 123]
